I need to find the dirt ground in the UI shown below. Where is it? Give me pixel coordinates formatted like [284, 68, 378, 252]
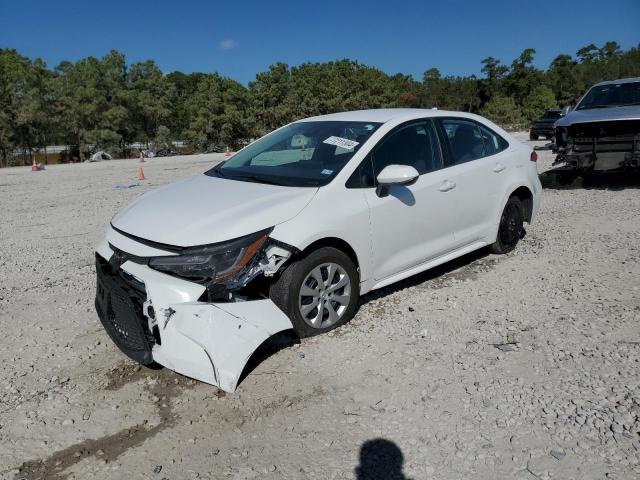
[1, 135, 639, 480]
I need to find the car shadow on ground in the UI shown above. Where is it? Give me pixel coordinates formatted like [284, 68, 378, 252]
[354, 438, 413, 480]
[540, 168, 640, 191]
[239, 246, 495, 388]
[358, 246, 492, 308]
[238, 330, 300, 386]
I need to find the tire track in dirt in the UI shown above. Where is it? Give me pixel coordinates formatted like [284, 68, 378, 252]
[12, 364, 197, 480]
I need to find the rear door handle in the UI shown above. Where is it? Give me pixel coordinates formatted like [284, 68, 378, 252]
[439, 180, 456, 192]
[493, 163, 506, 173]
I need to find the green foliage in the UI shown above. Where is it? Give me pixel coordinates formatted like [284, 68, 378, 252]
[547, 54, 584, 106]
[1, 41, 639, 166]
[0, 49, 55, 166]
[184, 74, 249, 150]
[522, 85, 557, 123]
[480, 96, 525, 130]
[247, 62, 292, 135]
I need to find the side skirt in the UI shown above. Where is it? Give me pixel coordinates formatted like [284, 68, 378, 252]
[368, 240, 488, 291]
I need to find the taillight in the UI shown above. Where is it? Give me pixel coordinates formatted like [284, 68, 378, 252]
[530, 151, 538, 162]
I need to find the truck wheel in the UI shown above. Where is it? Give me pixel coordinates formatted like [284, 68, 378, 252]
[490, 197, 524, 254]
[269, 247, 360, 338]
[529, 133, 538, 140]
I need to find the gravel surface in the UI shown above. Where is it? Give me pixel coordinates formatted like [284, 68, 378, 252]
[0, 136, 639, 480]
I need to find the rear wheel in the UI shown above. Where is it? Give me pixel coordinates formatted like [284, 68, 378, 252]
[490, 197, 524, 254]
[269, 247, 360, 338]
[529, 133, 539, 140]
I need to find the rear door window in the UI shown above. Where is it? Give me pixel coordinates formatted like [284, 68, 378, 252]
[478, 124, 508, 156]
[439, 119, 484, 165]
[438, 118, 508, 165]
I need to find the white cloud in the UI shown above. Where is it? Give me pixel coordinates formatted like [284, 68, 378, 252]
[219, 39, 237, 51]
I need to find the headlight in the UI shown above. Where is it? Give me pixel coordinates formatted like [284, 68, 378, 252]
[148, 229, 270, 283]
[556, 127, 568, 145]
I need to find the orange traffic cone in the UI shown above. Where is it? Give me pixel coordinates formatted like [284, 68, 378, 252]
[138, 167, 146, 180]
[139, 152, 145, 163]
[225, 146, 231, 157]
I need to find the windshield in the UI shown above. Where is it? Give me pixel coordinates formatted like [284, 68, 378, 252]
[206, 121, 381, 187]
[576, 81, 640, 110]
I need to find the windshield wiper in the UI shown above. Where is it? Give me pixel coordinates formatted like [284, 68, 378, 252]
[579, 104, 616, 110]
[580, 103, 640, 110]
[226, 174, 287, 186]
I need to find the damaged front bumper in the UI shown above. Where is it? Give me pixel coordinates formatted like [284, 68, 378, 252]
[95, 227, 294, 393]
[553, 120, 640, 172]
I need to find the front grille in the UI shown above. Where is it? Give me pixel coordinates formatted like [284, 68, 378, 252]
[568, 120, 640, 154]
[572, 135, 637, 154]
[95, 254, 154, 364]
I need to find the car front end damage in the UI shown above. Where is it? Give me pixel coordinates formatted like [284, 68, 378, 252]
[553, 120, 640, 173]
[94, 225, 295, 393]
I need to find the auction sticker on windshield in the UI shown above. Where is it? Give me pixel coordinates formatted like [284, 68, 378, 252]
[323, 136, 359, 150]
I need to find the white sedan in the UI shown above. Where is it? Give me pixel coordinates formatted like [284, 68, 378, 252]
[95, 109, 542, 392]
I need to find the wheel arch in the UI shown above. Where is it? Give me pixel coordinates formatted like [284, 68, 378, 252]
[490, 183, 535, 244]
[296, 237, 361, 274]
[509, 185, 534, 222]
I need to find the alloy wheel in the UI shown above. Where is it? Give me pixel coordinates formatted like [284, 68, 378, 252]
[298, 262, 352, 329]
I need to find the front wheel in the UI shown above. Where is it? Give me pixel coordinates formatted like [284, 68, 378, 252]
[269, 247, 360, 338]
[490, 197, 524, 254]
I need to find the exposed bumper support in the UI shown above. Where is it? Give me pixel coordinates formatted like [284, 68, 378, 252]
[553, 122, 640, 172]
[96, 234, 293, 393]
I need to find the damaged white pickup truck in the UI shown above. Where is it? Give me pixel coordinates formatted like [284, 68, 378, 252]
[553, 77, 640, 174]
[95, 109, 542, 392]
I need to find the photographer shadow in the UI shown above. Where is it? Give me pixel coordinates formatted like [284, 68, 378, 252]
[355, 438, 414, 480]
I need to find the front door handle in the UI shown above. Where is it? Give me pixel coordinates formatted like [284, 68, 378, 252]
[493, 163, 506, 173]
[439, 180, 456, 192]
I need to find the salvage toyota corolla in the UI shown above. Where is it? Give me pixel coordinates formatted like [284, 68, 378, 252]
[95, 109, 542, 392]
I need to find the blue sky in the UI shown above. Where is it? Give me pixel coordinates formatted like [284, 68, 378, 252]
[1, 0, 638, 84]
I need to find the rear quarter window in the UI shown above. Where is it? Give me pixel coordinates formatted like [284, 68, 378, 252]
[478, 124, 508, 156]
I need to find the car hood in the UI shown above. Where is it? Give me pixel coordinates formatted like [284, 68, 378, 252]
[555, 105, 640, 127]
[112, 174, 318, 247]
[533, 118, 557, 126]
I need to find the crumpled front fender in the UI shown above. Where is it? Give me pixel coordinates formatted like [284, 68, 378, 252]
[96, 237, 293, 393]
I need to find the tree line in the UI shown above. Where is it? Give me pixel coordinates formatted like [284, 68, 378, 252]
[0, 41, 638, 166]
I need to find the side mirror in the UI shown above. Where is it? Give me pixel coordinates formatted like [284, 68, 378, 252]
[560, 105, 572, 116]
[375, 164, 419, 197]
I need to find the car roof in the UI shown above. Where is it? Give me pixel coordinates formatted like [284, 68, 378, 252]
[297, 108, 479, 124]
[592, 77, 640, 87]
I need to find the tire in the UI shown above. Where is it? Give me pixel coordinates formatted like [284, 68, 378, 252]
[269, 247, 360, 338]
[529, 133, 539, 140]
[490, 196, 524, 254]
